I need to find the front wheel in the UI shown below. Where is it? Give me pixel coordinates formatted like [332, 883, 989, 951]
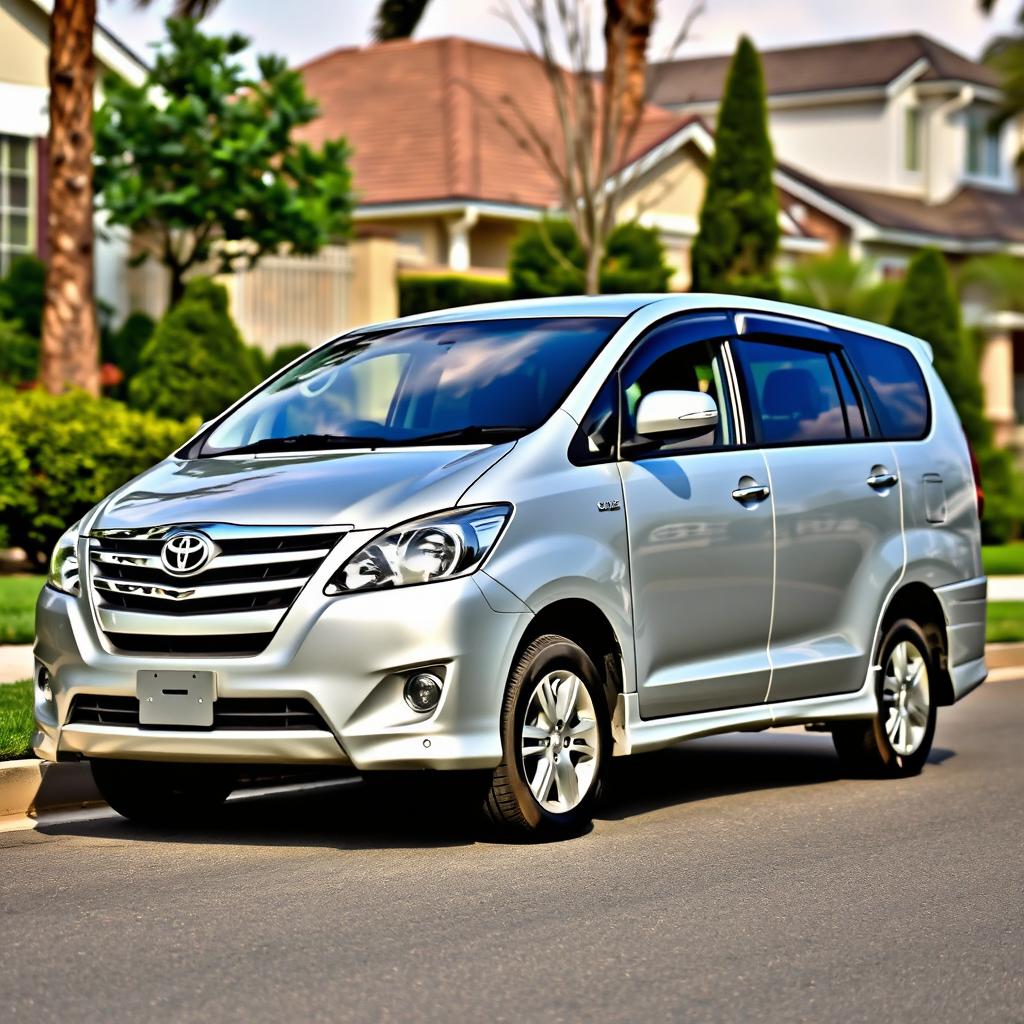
[832, 618, 937, 777]
[91, 759, 235, 826]
[484, 634, 610, 838]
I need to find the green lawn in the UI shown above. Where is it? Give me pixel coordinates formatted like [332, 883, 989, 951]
[985, 601, 1024, 644]
[0, 575, 44, 645]
[982, 543, 1024, 576]
[0, 680, 34, 760]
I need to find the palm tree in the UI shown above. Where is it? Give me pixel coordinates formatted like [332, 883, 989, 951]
[782, 250, 900, 325]
[41, 0, 220, 396]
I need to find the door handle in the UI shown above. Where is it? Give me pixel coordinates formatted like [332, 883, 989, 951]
[866, 471, 898, 491]
[732, 482, 770, 504]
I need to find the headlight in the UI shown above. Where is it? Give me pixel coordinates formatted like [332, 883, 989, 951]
[47, 523, 81, 596]
[325, 505, 512, 594]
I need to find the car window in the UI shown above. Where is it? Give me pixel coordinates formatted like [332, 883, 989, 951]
[620, 327, 735, 452]
[842, 333, 930, 440]
[831, 351, 867, 438]
[736, 338, 849, 445]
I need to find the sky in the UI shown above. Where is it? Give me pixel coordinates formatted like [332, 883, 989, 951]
[98, 0, 1021, 71]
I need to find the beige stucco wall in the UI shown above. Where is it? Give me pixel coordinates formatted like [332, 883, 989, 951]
[0, 0, 49, 89]
[470, 218, 521, 271]
[348, 235, 398, 328]
[359, 216, 447, 267]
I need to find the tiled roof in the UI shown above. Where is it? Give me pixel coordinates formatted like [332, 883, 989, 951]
[296, 36, 685, 208]
[649, 33, 999, 107]
[781, 162, 1024, 244]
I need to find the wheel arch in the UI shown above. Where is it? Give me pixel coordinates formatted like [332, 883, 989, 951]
[879, 582, 954, 706]
[514, 598, 627, 717]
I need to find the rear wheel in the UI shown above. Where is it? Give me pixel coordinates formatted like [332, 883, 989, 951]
[90, 759, 234, 826]
[832, 618, 937, 777]
[484, 634, 610, 838]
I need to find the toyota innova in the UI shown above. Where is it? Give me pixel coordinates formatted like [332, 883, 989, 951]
[34, 295, 988, 836]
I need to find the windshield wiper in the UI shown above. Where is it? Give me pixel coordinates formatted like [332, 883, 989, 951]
[401, 425, 529, 445]
[205, 433, 396, 457]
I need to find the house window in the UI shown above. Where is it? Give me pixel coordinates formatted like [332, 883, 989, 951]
[0, 135, 36, 274]
[904, 107, 922, 172]
[965, 108, 1001, 179]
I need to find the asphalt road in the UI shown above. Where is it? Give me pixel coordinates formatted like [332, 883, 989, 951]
[2, 680, 1022, 1024]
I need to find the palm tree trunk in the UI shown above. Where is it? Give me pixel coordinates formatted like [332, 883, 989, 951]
[40, 0, 99, 396]
[623, 0, 655, 123]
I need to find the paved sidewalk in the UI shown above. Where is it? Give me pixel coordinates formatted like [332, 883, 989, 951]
[988, 576, 1024, 601]
[0, 645, 33, 684]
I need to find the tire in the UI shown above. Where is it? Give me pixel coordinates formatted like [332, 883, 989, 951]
[832, 617, 938, 777]
[484, 634, 611, 837]
[90, 759, 235, 826]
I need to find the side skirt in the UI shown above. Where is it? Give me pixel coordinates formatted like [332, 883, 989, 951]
[613, 673, 879, 757]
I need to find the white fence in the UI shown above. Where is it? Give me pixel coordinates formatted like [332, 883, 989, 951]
[127, 244, 356, 353]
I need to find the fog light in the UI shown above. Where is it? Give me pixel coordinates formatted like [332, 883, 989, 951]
[404, 672, 443, 713]
[37, 666, 52, 702]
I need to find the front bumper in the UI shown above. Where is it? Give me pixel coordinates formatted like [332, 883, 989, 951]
[33, 571, 531, 772]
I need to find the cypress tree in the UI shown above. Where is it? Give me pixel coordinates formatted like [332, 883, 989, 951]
[890, 248, 985, 442]
[691, 36, 780, 298]
[891, 247, 1019, 542]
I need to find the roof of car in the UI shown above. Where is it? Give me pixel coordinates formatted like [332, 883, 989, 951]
[361, 294, 931, 360]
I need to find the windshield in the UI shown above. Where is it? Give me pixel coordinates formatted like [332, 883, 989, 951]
[195, 317, 621, 457]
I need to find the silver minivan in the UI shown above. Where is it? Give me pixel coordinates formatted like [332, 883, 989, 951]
[34, 295, 988, 836]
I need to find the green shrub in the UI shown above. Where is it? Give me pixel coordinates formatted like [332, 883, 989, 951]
[509, 219, 672, 298]
[265, 342, 310, 376]
[0, 388, 198, 564]
[0, 254, 46, 339]
[0, 316, 38, 384]
[399, 274, 512, 316]
[129, 277, 260, 420]
[103, 311, 156, 384]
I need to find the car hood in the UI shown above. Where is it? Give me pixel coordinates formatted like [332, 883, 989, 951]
[90, 443, 515, 531]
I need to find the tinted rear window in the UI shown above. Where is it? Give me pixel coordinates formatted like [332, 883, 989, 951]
[843, 334, 930, 440]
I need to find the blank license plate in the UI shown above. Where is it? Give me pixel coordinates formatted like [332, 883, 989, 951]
[137, 670, 216, 727]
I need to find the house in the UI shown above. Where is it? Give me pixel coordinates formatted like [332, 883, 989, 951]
[0, 0, 398, 352]
[296, 36, 824, 288]
[298, 33, 1024, 446]
[649, 33, 1024, 446]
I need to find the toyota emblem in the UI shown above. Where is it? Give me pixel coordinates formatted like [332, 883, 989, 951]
[160, 531, 213, 575]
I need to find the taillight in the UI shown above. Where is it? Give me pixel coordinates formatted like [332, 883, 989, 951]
[966, 434, 985, 520]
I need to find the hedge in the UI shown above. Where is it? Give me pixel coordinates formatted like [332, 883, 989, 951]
[0, 388, 199, 563]
[398, 274, 511, 317]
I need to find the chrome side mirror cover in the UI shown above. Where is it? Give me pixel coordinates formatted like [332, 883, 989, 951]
[634, 390, 719, 438]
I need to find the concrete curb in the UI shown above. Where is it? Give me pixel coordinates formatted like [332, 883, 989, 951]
[0, 759, 102, 823]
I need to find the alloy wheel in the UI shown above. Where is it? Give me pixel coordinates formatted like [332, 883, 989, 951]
[520, 670, 600, 812]
[881, 639, 931, 756]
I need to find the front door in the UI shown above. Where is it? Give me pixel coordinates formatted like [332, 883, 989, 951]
[618, 316, 775, 719]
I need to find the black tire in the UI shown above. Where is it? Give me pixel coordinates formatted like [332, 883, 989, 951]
[90, 759, 235, 826]
[484, 634, 611, 838]
[832, 617, 938, 777]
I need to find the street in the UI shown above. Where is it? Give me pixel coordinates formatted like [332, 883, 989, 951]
[2, 679, 1022, 1024]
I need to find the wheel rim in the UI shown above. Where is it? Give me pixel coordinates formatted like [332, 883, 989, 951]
[881, 640, 931, 756]
[520, 669, 600, 813]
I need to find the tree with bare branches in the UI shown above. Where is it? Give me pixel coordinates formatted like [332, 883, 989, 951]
[481, 0, 700, 294]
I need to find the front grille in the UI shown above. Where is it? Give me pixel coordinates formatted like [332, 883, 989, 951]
[87, 524, 347, 657]
[68, 694, 331, 731]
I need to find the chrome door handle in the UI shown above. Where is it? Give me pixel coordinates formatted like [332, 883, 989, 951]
[866, 472, 898, 491]
[732, 483, 770, 504]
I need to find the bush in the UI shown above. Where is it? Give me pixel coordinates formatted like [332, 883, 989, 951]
[0, 317, 38, 385]
[102, 311, 156, 386]
[0, 388, 198, 564]
[399, 274, 512, 316]
[265, 342, 310, 376]
[129, 277, 260, 421]
[509, 219, 672, 298]
[0, 254, 46, 339]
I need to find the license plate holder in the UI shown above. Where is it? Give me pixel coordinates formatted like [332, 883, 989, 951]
[137, 670, 216, 727]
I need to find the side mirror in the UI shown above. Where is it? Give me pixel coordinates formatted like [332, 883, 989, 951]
[634, 390, 719, 439]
